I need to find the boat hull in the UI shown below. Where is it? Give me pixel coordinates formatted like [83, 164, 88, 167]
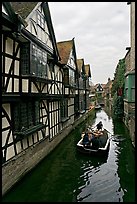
[77, 130, 111, 156]
[95, 105, 101, 110]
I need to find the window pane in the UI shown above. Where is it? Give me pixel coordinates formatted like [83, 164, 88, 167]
[31, 44, 47, 78]
[131, 88, 135, 101]
[13, 101, 40, 132]
[131, 75, 135, 87]
[69, 69, 75, 86]
[21, 43, 29, 75]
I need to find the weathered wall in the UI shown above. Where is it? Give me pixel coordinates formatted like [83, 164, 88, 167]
[2, 109, 95, 196]
[124, 114, 135, 148]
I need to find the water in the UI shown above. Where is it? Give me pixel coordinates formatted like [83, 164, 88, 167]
[2, 109, 135, 202]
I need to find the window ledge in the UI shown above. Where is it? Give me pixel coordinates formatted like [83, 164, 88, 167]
[79, 110, 86, 114]
[14, 123, 45, 137]
[61, 117, 70, 123]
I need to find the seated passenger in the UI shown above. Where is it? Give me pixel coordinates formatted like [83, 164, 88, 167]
[96, 121, 103, 131]
[82, 132, 90, 146]
[82, 129, 91, 146]
[90, 132, 99, 149]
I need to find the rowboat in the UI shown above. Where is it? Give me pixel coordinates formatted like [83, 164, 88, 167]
[76, 129, 111, 156]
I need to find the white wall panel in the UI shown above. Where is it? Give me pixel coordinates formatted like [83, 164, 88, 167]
[22, 79, 28, 92]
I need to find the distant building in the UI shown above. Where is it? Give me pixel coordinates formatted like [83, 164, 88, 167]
[94, 83, 105, 105]
[103, 78, 113, 99]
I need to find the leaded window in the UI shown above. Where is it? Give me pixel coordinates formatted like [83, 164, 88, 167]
[60, 99, 68, 119]
[21, 43, 30, 75]
[13, 101, 40, 132]
[31, 44, 47, 78]
[69, 69, 75, 86]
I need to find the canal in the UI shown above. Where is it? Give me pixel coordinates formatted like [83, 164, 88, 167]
[2, 109, 135, 202]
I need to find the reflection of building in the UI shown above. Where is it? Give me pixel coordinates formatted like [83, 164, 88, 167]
[124, 2, 135, 147]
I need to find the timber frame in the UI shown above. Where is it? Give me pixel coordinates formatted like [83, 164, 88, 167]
[2, 2, 91, 165]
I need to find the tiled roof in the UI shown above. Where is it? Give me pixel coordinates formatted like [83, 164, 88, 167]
[57, 40, 73, 64]
[102, 83, 106, 88]
[77, 59, 84, 73]
[10, 2, 38, 19]
[104, 80, 112, 89]
[85, 64, 91, 77]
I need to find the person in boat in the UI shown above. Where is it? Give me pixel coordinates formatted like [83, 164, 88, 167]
[88, 130, 100, 145]
[89, 130, 100, 149]
[93, 129, 103, 137]
[96, 121, 103, 131]
[82, 129, 92, 146]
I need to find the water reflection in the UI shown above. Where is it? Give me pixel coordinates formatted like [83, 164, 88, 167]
[75, 109, 135, 202]
[2, 109, 135, 202]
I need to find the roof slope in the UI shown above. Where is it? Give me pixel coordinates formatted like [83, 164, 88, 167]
[77, 59, 84, 73]
[85, 64, 91, 77]
[57, 40, 73, 64]
[10, 2, 60, 60]
[10, 2, 38, 19]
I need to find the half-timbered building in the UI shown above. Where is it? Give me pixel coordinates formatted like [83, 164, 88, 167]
[2, 2, 92, 195]
[2, 2, 64, 164]
[84, 64, 91, 110]
[2, 2, 29, 163]
[77, 58, 86, 114]
[57, 38, 79, 125]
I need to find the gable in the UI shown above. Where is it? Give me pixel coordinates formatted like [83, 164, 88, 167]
[10, 2, 39, 19]
[2, 2, 26, 32]
[77, 59, 85, 74]
[57, 40, 73, 65]
[10, 2, 59, 59]
[25, 4, 53, 49]
[85, 64, 91, 78]
[57, 38, 77, 70]
[96, 83, 103, 91]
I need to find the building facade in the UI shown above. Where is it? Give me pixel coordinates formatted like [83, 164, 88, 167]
[124, 2, 135, 147]
[2, 2, 92, 195]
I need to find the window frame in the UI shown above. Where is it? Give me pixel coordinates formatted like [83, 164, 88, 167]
[12, 100, 41, 134]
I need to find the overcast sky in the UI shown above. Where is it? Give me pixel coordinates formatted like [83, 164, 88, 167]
[49, 2, 130, 85]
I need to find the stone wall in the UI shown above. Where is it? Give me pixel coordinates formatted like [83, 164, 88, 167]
[2, 109, 95, 196]
[124, 114, 135, 148]
[128, 116, 135, 147]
